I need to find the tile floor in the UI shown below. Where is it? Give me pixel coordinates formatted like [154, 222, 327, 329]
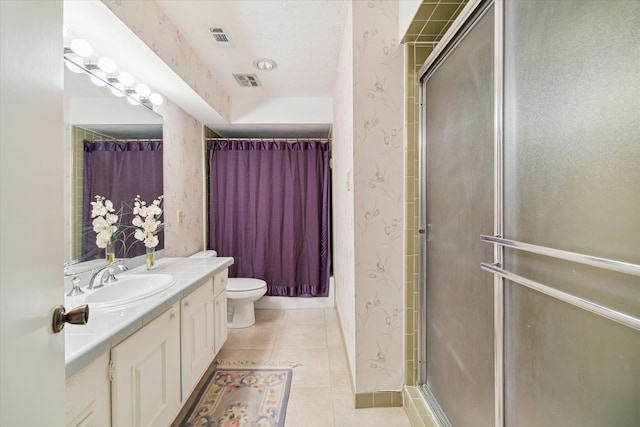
[173, 308, 411, 427]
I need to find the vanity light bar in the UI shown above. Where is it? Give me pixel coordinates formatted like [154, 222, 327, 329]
[63, 37, 163, 109]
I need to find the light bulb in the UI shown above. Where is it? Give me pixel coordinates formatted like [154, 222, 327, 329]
[65, 56, 85, 73]
[97, 57, 117, 74]
[70, 38, 92, 58]
[135, 83, 150, 97]
[127, 93, 141, 106]
[117, 72, 135, 87]
[149, 93, 163, 106]
[90, 71, 108, 87]
[254, 58, 277, 71]
[110, 83, 126, 97]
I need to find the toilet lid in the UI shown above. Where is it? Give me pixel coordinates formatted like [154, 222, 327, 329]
[227, 278, 266, 291]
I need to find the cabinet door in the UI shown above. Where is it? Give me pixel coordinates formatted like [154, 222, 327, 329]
[65, 351, 110, 427]
[214, 290, 228, 355]
[111, 304, 181, 427]
[212, 269, 229, 355]
[181, 280, 215, 400]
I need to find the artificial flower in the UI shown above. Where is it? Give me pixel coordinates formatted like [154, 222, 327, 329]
[90, 195, 119, 249]
[96, 230, 112, 249]
[92, 216, 108, 233]
[132, 195, 164, 248]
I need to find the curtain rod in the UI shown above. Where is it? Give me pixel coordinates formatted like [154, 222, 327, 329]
[205, 137, 330, 143]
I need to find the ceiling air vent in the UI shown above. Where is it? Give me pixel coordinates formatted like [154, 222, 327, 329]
[209, 26, 233, 47]
[233, 74, 262, 88]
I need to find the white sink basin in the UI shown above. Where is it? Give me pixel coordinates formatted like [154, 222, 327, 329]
[84, 274, 176, 309]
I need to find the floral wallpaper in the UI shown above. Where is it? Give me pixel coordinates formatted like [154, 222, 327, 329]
[102, 0, 230, 122]
[352, 0, 404, 392]
[156, 98, 205, 257]
[333, 0, 405, 394]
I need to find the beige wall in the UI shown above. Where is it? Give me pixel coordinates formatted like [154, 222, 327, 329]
[156, 99, 206, 257]
[333, 3, 357, 379]
[103, 0, 230, 122]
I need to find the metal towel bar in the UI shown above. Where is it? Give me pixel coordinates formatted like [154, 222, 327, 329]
[481, 235, 640, 277]
[481, 262, 640, 332]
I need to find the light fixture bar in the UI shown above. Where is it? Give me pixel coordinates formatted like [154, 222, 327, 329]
[63, 49, 162, 110]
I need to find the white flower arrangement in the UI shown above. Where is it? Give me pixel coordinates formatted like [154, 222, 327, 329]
[90, 195, 119, 249]
[132, 195, 164, 248]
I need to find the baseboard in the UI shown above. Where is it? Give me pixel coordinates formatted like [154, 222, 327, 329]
[355, 391, 403, 408]
[403, 386, 440, 427]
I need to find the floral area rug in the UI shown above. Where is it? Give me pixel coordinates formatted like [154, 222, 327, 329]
[180, 368, 292, 427]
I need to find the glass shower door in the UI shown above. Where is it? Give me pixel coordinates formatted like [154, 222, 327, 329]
[500, 0, 640, 425]
[420, 4, 495, 426]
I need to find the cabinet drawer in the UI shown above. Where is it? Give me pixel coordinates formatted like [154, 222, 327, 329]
[213, 269, 228, 295]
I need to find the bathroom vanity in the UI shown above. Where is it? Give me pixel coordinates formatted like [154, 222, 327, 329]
[64, 256, 232, 427]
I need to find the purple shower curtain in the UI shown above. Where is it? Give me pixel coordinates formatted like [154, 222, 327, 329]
[82, 140, 163, 261]
[208, 139, 330, 297]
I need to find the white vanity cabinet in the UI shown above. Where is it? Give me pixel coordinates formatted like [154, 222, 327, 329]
[181, 269, 229, 400]
[180, 278, 215, 400]
[65, 265, 231, 427]
[213, 269, 228, 354]
[111, 303, 181, 427]
[65, 351, 111, 427]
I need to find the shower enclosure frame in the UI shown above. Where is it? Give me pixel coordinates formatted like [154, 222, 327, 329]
[417, 1, 499, 425]
[417, 0, 640, 426]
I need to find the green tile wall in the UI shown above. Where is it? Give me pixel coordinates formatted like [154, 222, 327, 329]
[403, 387, 439, 427]
[402, 2, 468, 425]
[70, 126, 117, 261]
[355, 391, 403, 408]
[403, 0, 468, 392]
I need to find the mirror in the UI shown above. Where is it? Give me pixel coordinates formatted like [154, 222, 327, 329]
[63, 65, 164, 265]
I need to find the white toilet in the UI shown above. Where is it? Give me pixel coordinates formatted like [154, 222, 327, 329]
[226, 278, 267, 328]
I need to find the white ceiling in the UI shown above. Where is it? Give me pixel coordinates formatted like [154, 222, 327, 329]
[63, 0, 348, 138]
[156, 0, 348, 99]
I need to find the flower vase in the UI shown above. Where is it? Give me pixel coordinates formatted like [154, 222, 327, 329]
[105, 241, 115, 265]
[146, 246, 155, 270]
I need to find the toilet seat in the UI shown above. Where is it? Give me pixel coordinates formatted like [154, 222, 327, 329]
[227, 278, 266, 292]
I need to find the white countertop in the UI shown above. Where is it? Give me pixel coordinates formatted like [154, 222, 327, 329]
[64, 256, 234, 378]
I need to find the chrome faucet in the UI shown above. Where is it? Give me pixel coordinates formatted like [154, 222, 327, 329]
[88, 260, 128, 290]
[64, 262, 85, 296]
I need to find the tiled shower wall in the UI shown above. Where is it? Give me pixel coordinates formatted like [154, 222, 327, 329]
[404, 42, 434, 388]
[402, 0, 468, 391]
[402, 1, 468, 425]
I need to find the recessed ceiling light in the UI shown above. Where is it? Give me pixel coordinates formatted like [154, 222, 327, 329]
[253, 58, 277, 71]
